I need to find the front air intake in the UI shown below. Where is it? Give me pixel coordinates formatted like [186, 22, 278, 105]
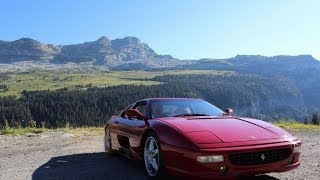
[229, 148, 291, 166]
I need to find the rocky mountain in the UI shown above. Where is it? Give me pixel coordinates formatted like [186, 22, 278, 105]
[0, 36, 183, 69]
[2, 36, 318, 72]
[53, 36, 181, 68]
[0, 38, 60, 63]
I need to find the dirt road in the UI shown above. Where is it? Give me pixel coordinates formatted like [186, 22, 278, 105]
[0, 130, 319, 180]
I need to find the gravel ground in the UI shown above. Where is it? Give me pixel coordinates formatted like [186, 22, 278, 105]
[0, 130, 319, 180]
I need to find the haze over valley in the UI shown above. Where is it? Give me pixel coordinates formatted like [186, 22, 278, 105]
[0, 36, 319, 127]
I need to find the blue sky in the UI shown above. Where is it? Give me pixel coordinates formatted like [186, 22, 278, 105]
[1, 0, 319, 60]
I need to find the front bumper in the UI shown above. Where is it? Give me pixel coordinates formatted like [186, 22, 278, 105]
[167, 160, 301, 178]
[162, 140, 302, 178]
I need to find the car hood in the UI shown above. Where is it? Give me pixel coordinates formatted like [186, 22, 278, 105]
[160, 116, 281, 143]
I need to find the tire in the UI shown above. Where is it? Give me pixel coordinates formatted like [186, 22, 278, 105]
[143, 132, 166, 178]
[104, 127, 115, 154]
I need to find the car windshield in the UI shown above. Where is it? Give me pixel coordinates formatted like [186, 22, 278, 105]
[151, 99, 224, 119]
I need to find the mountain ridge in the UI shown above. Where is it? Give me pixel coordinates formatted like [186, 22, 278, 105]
[1, 36, 318, 66]
[0, 36, 182, 68]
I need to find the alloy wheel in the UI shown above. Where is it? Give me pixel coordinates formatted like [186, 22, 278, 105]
[144, 136, 160, 176]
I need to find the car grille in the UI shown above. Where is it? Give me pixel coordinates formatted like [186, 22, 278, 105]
[229, 148, 291, 166]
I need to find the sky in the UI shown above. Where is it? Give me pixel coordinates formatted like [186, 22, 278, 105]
[1, 0, 319, 60]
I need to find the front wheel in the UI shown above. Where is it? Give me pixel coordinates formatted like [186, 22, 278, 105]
[144, 132, 166, 177]
[104, 127, 115, 154]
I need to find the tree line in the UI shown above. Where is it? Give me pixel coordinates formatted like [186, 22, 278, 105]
[0, 84, 9, 92]
[0, 73, 318, 128]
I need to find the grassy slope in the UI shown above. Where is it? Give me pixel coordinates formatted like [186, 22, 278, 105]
[1, 121, 319, 136]
[0, 70, 226, 97]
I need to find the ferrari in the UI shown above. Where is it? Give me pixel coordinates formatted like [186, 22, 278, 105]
[104, 98, 301, 178]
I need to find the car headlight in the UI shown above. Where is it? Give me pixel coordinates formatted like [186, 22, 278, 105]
[197, 155, 224, 163]
[293, 144, 301, 153]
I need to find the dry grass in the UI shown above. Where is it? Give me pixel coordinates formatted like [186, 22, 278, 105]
[274, 119, 320, 131]
[0, 127, 47, 135]
[57, 127, 104, 136]
[0, 126, 104, 136]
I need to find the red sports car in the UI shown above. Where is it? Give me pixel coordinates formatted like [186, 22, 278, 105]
[104, 98, 301, 178]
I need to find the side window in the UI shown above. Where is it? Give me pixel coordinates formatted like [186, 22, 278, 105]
[134, 101, 147, 117]
[123, 100, 148, 120]
[120, 103, 135, 118]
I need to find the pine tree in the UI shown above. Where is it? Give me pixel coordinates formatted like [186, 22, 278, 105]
[312, 113, 319, 125]
[4, 119, 9, 129]
[304, 118, 308, 124]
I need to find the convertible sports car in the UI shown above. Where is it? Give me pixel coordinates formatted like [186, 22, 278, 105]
[104, 98, 301, 178]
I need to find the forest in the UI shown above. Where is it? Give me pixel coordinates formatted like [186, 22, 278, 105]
[0, 73, 317, 128]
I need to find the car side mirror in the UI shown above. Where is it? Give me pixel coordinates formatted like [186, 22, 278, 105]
[225, 108, 233, 115]
[125, 109, 146, 120]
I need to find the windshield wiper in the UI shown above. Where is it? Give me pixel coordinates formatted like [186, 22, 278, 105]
[173, 113, 210, 117]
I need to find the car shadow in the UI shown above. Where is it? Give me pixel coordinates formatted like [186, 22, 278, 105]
[32, 152, 279, 180]
[239, 175, 279, 180]
[32, 152, 150, 180]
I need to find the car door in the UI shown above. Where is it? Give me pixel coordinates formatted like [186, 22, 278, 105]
[108, 103, 134, 150]
[116, 100, 149, 155]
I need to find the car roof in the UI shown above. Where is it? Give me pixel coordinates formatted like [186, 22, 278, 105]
[145, 98, 201, 101]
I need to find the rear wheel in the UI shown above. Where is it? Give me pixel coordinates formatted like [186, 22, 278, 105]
[104, 127, 115, 154]
[144, 132, 166, 177]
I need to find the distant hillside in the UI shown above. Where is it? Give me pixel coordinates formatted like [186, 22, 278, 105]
[182, 55, 320, 75]
[180, 55, 320, 113]
[0, 36, 184, 69]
